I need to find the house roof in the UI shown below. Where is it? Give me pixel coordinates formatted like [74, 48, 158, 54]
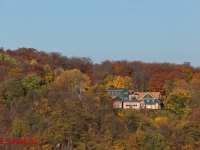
[110, 96, 122, 101]
[134, 92, 160, 99]
[128, 90, 134, 94]
[111, 96, 117, 99]
[107, 87, 127, 91]
[134, 92, 146, 99]
[150, 92, 160, 99]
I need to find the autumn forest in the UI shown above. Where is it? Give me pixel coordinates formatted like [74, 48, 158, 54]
[0, 47, 200, 150]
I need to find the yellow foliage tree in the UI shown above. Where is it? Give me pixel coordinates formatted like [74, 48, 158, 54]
[102, 75, 114, 89]
[154, 116, 169, 128]
[124, 134, 138, 150]
[103, 75, 133, 89]
[164, 89, 191, 118]
[30, 59, 37, 65]
[43, 64, 53, 84]
[54, 69, 91, 98]
[113, 76, 133, 89]
[33, 98, 51, 121]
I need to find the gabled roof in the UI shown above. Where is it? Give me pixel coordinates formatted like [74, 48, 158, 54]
[110, 96, 122, 101]
[111, 96, 117, 99]
[134, 92, 160, 99]
[134, 92, 146, 99]
[107, 87, 128, 91]
[128, 90, 134, 94]
[150, 92, 160, 99]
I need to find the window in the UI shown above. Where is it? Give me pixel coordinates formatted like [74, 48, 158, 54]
[133, 104, 137, 107]
[124, 97, 128, 100]
[152, 99, 154, 102]
[147, 99, 149, 102]
[146, 105, 151, 108]
[124, 92, 128, 95]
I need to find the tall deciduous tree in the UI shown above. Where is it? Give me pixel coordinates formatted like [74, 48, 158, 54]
[43, 64, 53, 84]
[22, 74, 42, 91]
[113, 76, 133, 89]
[1, 78, 24, 107]
[164, 90, 191, 117]
[69, 56, 93, 78]
[131, 61, 151, 92]
[54, 69, 91, 99]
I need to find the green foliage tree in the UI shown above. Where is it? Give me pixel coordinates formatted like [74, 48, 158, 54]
[43, 64, 53, 84]
[123, 109, 153, 132]
[1, 78, 24, 107]
[0, 53, 4, 60]
[22, 74, 42, 91]
[146, 131, 169, 150]
[11, 118, 30, 138]
[182, 121, 200, 146]
[136, 129, 169, 150]
[164, 90, 191, 117]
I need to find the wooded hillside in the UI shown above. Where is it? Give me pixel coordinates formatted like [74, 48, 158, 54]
[0, 47, 200, 149]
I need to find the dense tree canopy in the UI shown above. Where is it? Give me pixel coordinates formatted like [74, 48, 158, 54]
[0, 47, 200, 149]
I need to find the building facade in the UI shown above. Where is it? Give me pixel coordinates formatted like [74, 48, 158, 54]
[108, 88, 162, 109]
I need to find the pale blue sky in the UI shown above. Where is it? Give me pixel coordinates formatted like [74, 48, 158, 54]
[0, 1, 200, 66]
